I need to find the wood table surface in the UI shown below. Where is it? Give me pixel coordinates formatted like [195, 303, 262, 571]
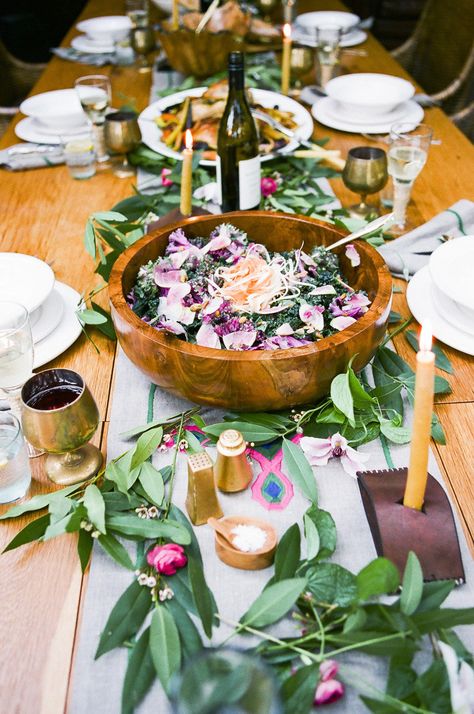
[0, 0, 473, 711]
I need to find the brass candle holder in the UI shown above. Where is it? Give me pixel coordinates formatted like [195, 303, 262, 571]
[21, 369, 102, 485]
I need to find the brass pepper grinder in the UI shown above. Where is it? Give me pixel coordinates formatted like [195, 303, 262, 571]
[215, 429, 253, 493]
[186, 451, 223, 526]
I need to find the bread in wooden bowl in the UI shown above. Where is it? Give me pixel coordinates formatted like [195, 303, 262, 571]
[109, 211, 392, 411]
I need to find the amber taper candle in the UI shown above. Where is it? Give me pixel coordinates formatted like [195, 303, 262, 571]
[180, 129, 193, 216]
[281, 23, 292, 95]
[403, 323, 435, 510]
[172, 0, 179, 30]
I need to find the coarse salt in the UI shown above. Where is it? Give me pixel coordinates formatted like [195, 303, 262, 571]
[231, 524, 267, 553]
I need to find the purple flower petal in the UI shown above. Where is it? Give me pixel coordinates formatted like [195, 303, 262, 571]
[196, 323, 221, 349]
[345, 243, 360, 267]
[223, 330, 257, 350]
[154, 264, 186, 288]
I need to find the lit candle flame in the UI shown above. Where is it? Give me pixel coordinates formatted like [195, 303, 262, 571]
[283, 22, 292, 40]
[419, 321, 433, 352]
[185, 129, 193, 151]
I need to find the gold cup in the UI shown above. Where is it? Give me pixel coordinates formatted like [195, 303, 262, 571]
[342, 146, 388, 218]
[104, 110, 142, 178]
[290, 45, 314, 89]
[214, 429, 253, 493]
[186, 451, 223, 526]
[21, 369, 102, 485]
[130, 24, 156, 72]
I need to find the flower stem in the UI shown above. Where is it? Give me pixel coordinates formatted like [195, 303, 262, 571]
[380, 316, 413, 347]
[164, 412, 184, 518]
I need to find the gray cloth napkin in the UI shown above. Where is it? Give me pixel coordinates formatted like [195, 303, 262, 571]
[51, 47, 121, 67]
[378, 199, 474, 279]
[0, 143, 64, 171]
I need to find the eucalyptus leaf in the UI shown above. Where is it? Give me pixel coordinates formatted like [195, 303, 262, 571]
[90, 301, 117, 340]
[306, 563, 358, 607]
[77, 529, 93, 572]
[150, 606, 181, 693]
[281, 665, 319, 714]
[405, 329, 453, 374]
[84, 484, 106, 533]
[105, 452, 140, 494]
[412, 607, 474, 633]
[96, 580, 152, 658]
[138, 462, 165, 507]
[416, 580, 455, 613]
[304, 505, 336, 560]
[343, 608, 367, 633]
[274, 524, 301, 582]
[130, 426, 163, 470]
[99, 533, 134, 570]
[166, 599, 203, 657]
[85, 220, 96, 259]
[400, 551, 424, 615]
[0, 483, 80, 520]
[106, 514, 191, 544]
[282, 438, 318, 503]
[43, 513, 74, 540]
[240, 578, 307, 628]
[357, 558, 400, 600]
[348, 368, 375, 408]
[188, 555, 215, 639]
[121, 627, 155, 714]
[415, 659, 451, 713]
[203, 422, 280, 445]
[379, 421, 411, 445]
[330, 371, 355, 425]
[92, 210, 128, 222]
[2, 514, 50, 552]
[77, 308, 108, 325]
[303, 514, 320, 561]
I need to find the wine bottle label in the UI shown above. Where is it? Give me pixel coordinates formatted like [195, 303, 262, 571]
[238, 156, 261, 210]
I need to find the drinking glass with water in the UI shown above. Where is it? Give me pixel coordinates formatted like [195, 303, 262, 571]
[0, 412, 31, 503]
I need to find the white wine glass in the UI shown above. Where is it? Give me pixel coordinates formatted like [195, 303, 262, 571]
[0, 301, 42, 457]
[315, 24, 342, 87]
[387, 122, 433, 233]
[74, 75, 112, 165]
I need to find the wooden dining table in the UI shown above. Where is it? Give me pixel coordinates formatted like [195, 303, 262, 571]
[0, 0, 473, 710]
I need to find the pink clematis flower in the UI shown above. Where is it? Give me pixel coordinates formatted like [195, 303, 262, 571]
[299, 303, 325, 331]
[147, 543, 187, 575]
[314, 679, 345, 706]
[345, 243, 360, 267]
[300, 432, 370, 478]
[261, 176, 278, 197]
[319, 660, 339, 682]
[161, 167, 173, 187]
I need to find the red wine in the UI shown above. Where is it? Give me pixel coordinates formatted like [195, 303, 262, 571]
[28, 385, 82, 411]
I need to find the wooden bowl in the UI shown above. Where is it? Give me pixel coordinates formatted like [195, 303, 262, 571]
[109, 211, 392, 411]
[211, 515, 278, 570]
[157, 25, 244, 78]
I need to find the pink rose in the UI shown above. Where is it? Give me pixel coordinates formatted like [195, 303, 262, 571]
[319, 660, 338, 682]
[161, 167, 173, 187]
[314, 679, 345, 706]
[261, 177, 278, 197]
[147, 543, 187, 575]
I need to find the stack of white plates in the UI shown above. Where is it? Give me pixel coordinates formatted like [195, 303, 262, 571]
[406, 236, 474, 355]
[294, 11, 367, 48]
[16, 89, 88, 145]
[0, 254, 82, 368]
[72, 15, 131, 55]
[311, 73, 424, 133]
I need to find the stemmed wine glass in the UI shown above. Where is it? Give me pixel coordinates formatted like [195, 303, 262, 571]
[104, 111, 142, 177]
[0, 301, 42, 457]
[130, 24, 156, 72]
[342, 146, 388, 218]
[315, 24, 342, 87]
[74, 75, 112, 165]
[290, 45, 314, 90]
[387, 122, 433, 233]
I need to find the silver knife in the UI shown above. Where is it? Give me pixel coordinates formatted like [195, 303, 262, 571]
[251, 109, 315, 149]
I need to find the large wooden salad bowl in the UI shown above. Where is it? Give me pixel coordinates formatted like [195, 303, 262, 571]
[109, 212, 392, 411]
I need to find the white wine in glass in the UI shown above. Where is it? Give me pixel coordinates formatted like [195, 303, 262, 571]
[75, 75, 112, 163]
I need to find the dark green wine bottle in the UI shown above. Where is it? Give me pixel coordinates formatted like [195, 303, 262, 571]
[217, 51, 261, 212]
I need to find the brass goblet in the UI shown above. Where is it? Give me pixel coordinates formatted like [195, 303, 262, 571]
[104, 111, 142, 178]
[130, 25, 156, 72]
[342, 146, 388, 218]
[290, 45, 314, 89]
[256, 0, 279, 22]
[20, 369, 102, 486]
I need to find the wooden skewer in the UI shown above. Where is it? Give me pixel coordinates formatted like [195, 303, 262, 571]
[294, 147, 346, 171]
[195, 0, 220, 34]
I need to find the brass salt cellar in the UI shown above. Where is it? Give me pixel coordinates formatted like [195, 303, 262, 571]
[186, 451, 223, 526]
[215, 429, 253, 493]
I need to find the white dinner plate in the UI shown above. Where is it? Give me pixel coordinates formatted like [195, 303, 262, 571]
[293, 28, 367, 48]
[431, 282, 474, 337]
[30, 289, 65, 344]
[311, 97, 424, 133]
[406, 266, 474, 356]
[33, 282, 82, 369]
[71, 35, 115, 54]
[322, 97, 409, 126]
[0, 253, 55, 313]
[428, 235, 474, 312]
[139, 87, 314, 166]
[15, 117, 61, 144]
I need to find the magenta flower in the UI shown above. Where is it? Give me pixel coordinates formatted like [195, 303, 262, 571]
[147, 543, 187, 575]
[161, 167, 173, 187]
[261, 177, 278, 197]
[300, 432, 370, 479]
[314, 679, 345, 706]
[345, 243, 360, 267]
[319, 660, 339, 682]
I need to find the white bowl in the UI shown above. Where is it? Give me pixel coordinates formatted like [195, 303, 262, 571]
[76, 15, 132, 43]
[429, 236, 474, 313]
[296, 11, 360, 33]
[20, 89, 86, 131]
[325, 73, 415, 118]
[0, 253, 55, 314]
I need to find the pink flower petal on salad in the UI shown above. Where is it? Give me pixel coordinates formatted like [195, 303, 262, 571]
[154, 265, 186, 288]
[276, 323, 294, 336]
[169, 250, 190, 269]
[345, 243, 360, 267]
[196, 323, 221, 349]
[330, 315, 357, 331]
[167, 283, 191, 302]
[310, 284, 336, 296]
[299, 303, 325, 331]
[223, 330, 257, 350]
[202, 297, 224, 316]
[157, 320, 186, 335]
[341, 293, 371, 312]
